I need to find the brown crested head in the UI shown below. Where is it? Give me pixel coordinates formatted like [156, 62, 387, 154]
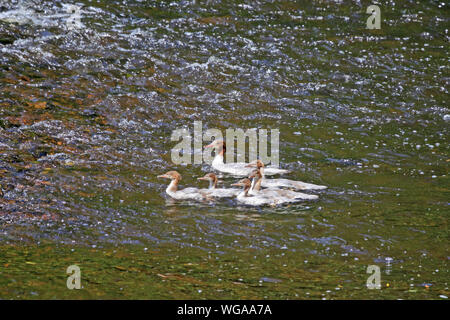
[231, 178, 251, 188]
[197, 172, 217, 181]
[245, 159, 264, 168]
[157, 171, 181, 181]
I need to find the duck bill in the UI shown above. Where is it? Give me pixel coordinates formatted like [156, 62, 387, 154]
[157, 174, 169, 179]
[245, 163, 256, 168]
[197, 177, 208, 181]
[204, 143, 213, 148]
[231, 183, 242, 187]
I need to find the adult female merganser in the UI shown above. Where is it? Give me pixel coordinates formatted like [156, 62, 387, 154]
[157, 171, 207, 201]
[246, 160, 327, 190]
[248, 169, 318, 201]
[197, 173, 240, 197]
[205, 140, 289, 177]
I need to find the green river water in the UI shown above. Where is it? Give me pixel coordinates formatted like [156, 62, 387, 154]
[0, 0, 448, 299]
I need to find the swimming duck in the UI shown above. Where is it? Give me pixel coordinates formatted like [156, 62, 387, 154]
[248, 169, 318, 201]
[205, 140, 289, 177]
[157, 171, 207, 201]
[231, 178, 285, 206]
[246, 160, 327, 190]
[197, 173, 240, 197]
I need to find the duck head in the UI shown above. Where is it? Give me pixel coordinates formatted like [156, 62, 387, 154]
[157, 171, 182, 181]
[205, 140, 226, 155]
[231, 178, 252, 196]
[157, 171, 182, 193]
[245, 159, 264, 169]
[197, 172, 218, 188]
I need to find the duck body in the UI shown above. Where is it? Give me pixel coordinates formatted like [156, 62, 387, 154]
[197, 173, 240, 198]
[260, 178, 327, 190]
[249, 185, 318, 201]
[207, 188, 240, 198]
[158, 171, 207, 201]
[212, 154, 288, 177]
[236, 190, 281, 206]
[247, 160, 327, 191]
[207, 140, 288, 177]
[248, 170, 319, 201]
[166, 185, 205, 201]
[232, 178, 287, 206]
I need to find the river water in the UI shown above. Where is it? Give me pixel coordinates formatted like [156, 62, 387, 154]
[0, 0, 448, 299]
